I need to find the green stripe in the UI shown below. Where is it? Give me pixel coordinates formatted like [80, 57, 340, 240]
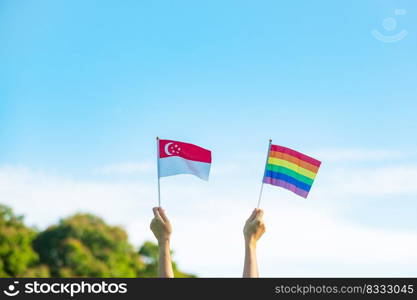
[266, 164, 314, 185]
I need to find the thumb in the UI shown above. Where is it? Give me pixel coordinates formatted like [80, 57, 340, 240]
[255, 209, 264, 220]
[152, 207, 163, 220]
[248, 208, 257, 221]
[158, 207, 169, 223]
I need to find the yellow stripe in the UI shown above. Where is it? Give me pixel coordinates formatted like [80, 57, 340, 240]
[268, 157, 317, 179]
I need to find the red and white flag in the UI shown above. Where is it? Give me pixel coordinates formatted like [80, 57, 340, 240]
[158, 139, 212, 181]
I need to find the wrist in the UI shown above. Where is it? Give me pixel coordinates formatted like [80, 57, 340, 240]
[157, 237, 171, 246]
[245, 238, 257, 249]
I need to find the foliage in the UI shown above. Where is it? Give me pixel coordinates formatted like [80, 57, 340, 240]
[0, 204, 194, 278]
[139, 241, 196, 278]
[0, 205, 49, 277]
[33, 213, 144, 277]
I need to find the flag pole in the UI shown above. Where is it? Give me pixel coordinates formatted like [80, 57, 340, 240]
[257, 139, 272, 208]
[156, 137, 161, 207]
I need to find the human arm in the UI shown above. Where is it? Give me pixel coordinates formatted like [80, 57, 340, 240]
[243, 208, 265, 278]
[150, 207, 174, 278]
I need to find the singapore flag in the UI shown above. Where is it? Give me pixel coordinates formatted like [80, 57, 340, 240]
[158, 139, 212, 181]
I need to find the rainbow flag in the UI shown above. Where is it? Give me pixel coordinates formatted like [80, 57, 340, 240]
[262, 144, 321, 198]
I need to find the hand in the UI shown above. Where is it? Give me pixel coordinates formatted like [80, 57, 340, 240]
[150, 207, 172, 243]
[243, 208, 265, 246]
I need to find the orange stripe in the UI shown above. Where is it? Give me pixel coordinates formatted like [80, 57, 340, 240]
[269, 151, 319, 173]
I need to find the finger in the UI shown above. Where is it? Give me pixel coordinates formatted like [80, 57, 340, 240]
[255, 209, 264, 220]
[150, 217, 158, 226]
[158, 207, 169, 223]
[152, 207, 162, 219]
[248, 208, 257, 221]
[248, 208, 256, 222]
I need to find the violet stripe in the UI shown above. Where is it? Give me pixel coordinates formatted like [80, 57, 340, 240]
[263, 176, 309, 198]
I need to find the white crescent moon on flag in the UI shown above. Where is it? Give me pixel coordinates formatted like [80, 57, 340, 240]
[164, 142, 173, 155]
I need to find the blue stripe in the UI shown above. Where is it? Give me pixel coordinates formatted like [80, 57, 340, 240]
[264, 170, 312, 192]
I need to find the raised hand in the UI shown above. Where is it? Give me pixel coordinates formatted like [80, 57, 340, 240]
[243, 208, 266, 246]
[150, 207, 174, 278]
[150, 207, 172, 243]
[243, 208, 265, 277]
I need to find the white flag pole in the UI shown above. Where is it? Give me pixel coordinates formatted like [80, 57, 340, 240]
[257, 139, 272, 208]
[156, 137, 161, 207]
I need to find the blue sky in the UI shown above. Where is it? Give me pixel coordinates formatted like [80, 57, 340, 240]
[1, 0, 417, 276]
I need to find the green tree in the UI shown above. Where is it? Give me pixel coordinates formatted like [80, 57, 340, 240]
[139, 241, 196, 278]
[33, 213, 144, 277]
[0, 205, 49, 277]
[1, 204, 195, 278]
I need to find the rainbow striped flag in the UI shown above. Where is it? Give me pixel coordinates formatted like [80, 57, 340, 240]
[262, 144, 321, 198]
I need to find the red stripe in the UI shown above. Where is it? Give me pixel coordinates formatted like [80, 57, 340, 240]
[270, 145, 321, 167]
[159, 139, 212, 163]
[269, 151, 319, 173]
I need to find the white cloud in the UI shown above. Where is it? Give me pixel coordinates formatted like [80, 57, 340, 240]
[313, 148, 405, 163]
[93, 162, 154, 175]
[93, 161, 242, 177]
[317, 165, 417, 197]
[1, 163, 417, 277]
